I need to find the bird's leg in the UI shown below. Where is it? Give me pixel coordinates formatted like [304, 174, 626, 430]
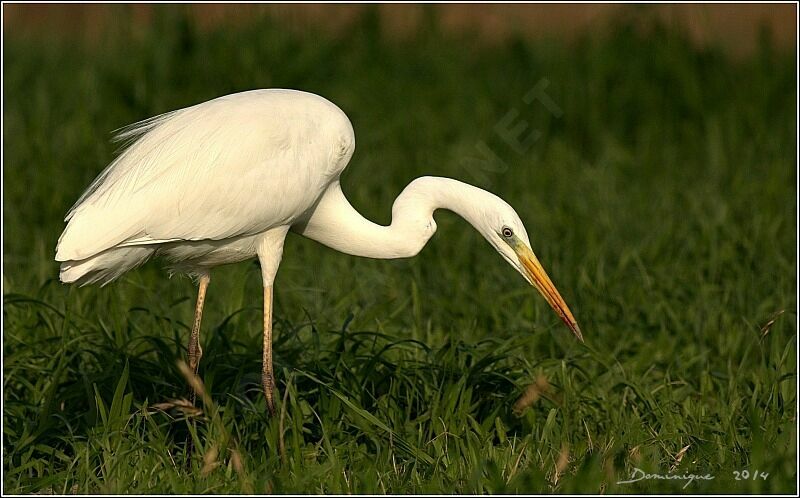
[185, 272, 209, 469]
[262, 285, 277, 415]
[187, 273, 210, 405]
[256, 227, 289, 416]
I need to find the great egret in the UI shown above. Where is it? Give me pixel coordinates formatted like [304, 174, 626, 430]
[55, 89, 582, 414]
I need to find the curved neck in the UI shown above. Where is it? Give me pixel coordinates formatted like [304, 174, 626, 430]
[295, 176, 493, 259]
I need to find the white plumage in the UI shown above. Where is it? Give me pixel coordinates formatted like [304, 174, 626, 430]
[57, 89, 355, 284]
[56, 89, 582, 414]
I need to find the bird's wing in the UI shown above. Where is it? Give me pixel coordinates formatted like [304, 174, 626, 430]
[56, 90, 355, 262]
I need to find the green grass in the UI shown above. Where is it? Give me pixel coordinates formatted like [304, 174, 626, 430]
[3, 6, 796, 494]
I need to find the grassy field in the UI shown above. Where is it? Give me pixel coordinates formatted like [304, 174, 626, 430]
[3, 7, 796, 494]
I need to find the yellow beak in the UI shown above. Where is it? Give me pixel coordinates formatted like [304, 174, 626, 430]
[514, 243, 583, 342]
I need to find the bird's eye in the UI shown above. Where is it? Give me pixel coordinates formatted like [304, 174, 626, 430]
[502, 227, 514, 238]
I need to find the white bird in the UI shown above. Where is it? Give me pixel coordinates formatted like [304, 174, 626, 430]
[55, 89, 582, 414]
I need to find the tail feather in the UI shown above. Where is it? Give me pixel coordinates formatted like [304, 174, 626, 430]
[59, 246, 155, 286]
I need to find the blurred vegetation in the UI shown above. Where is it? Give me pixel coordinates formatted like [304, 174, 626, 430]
[3, 5, 796, 494]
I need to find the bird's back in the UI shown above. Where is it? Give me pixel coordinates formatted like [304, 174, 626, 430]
[55, 89, 355, 280]
[56, 89, 356, 271]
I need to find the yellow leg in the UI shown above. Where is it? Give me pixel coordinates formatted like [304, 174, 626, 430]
[185, 273, 210, 469]
[262, 285, 277, 415]
[187, 273, 210, 405]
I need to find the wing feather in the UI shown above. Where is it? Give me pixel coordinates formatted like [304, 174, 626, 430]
[64, 108, 181, 220]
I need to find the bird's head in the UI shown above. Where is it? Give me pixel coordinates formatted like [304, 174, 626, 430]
[472, 197, 583, 343]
